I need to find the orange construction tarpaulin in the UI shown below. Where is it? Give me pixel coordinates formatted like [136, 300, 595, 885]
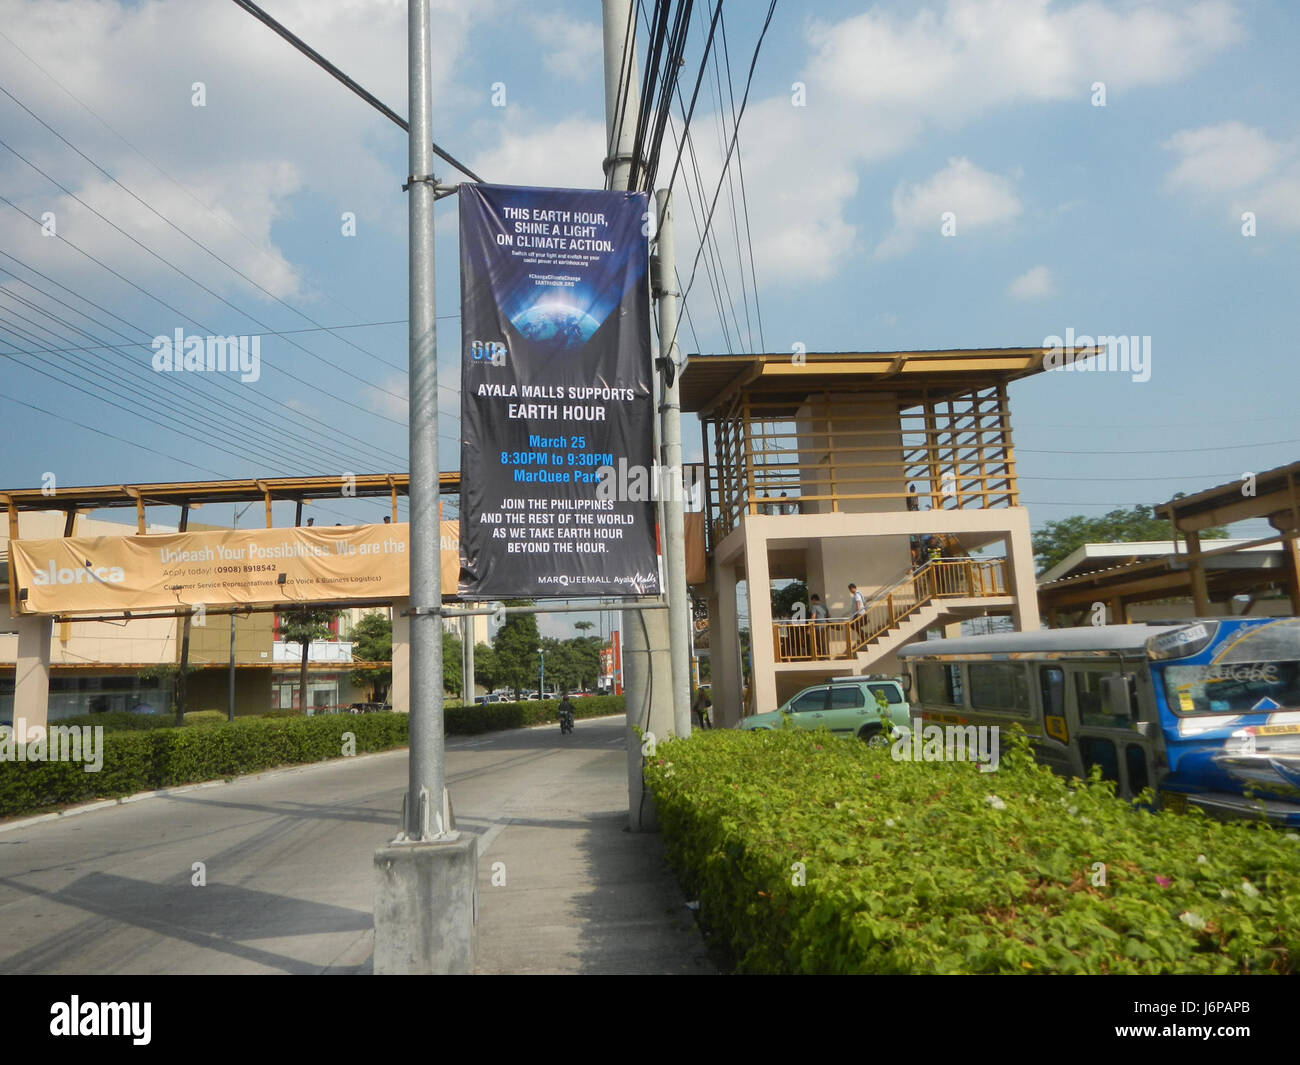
[9, 522, 459, 614]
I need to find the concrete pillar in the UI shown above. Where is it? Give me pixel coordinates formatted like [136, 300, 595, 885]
[373, 835, 477, 973]
[744, 534, 776, 716]
[391, 598, 410, 714]
[14, 614, 52, 741]
[1003, 513, 1041, 632]
[713, 563, 742, 729]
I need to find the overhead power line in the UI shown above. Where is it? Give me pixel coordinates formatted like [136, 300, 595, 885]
[0, 247, 406, 469]
[0, 82, 408, 376]
[670, 0, 777, 358]
[228, 0, 483, 183]
[0, 28, 413, 352]
[0, 137, 411, 412]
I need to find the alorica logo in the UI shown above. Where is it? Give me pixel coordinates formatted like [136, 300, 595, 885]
[31, 561, 127, 586]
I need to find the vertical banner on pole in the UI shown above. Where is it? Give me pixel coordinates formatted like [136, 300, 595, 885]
[458, 183, 659, 599]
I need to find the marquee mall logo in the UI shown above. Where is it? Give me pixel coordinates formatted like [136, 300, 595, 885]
[151, 329, 261, 382]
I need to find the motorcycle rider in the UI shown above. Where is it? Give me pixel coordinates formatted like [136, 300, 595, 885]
[558, 692, 575, 733]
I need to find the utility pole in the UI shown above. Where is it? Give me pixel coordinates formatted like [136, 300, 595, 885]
[603, 0, 677, 832]
[373, 0, 475, 974]
[462, 614, 474, 705]
[655, 188, 692, 738]
[227, 612, 237, 722]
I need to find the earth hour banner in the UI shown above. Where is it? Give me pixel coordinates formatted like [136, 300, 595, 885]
[458, 183, 659, 598]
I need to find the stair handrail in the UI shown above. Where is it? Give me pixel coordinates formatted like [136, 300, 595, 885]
[846, 557, 973, 654]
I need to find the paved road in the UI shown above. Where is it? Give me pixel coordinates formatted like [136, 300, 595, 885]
[0, 715, 712, 975]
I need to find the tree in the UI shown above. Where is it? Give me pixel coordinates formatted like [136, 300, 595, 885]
[1032, 503, 1228, 574]
[568, 635, 603, 691]
[540, 636, 577, 693]
[442, 630, 463, 699]
[350, 611, 392, 702]
[771, 580, 808, 618]
[278, 607, 340, 711]
[492, 610, 541, 699]
[574, 621, 595, 633]
[473, 642, 499, 694]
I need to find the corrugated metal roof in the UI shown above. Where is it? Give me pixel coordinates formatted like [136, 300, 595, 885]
[896, 623, 1188, 658]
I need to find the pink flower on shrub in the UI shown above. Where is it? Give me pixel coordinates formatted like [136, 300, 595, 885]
[1155, 875, 1172, 888]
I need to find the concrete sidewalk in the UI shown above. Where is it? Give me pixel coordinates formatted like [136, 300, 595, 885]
[0, 715, 713, 975]
[464, 716, 713, 974]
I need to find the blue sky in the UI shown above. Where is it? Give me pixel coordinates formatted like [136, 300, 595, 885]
[1, 0, 1297, 633]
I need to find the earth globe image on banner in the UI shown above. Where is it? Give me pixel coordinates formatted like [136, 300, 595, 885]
[511, 300, 602, 350]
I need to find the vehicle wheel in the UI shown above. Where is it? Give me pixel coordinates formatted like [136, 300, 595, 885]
[858, 724, 889, 748]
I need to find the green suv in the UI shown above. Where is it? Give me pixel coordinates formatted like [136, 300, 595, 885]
[739, 676, 908, 744]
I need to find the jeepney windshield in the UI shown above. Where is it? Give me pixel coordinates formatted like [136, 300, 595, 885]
[1162, 660, 1300, 715]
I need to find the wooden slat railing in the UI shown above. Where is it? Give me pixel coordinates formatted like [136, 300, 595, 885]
[771, 558, 1008, 663]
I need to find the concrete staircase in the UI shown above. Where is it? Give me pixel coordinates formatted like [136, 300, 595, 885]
[850, 600, 943, 672]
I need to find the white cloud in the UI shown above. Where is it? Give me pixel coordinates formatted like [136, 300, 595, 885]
[1164, 121, 1300, 229]
[808, 0, 1241, 118]
[1164, 122, 1287, 193]
[471, 116, 606, 190]
[0, 0, 487, 316]
[1008, 265, 1054, 300]
[876, 157, 1021, 258]
[363, 373, 409, 420]
[464, 2, 1240, 295]
[530, 13, 603, 81]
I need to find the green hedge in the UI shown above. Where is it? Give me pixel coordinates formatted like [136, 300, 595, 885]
[446, 694, 624, 735]
[1, 696, 627, 818]
[643, 727, 1300, 974]
[48, 711, 181, 732]
[0, 714, 409, 818]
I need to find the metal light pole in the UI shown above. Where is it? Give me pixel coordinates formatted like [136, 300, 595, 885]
[603, 0, 679, 831]
[372, 0, 475, 975]
[403, 0, 447, 844]
[537, 646, 545, 698]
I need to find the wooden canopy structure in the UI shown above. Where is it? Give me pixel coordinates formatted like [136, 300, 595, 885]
[1037, 461, 1300, 622]
[0, 472, 460, 538]
[680, 347, 1077, 549]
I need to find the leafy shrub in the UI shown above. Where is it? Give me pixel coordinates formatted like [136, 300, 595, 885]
[1, 695, 628, 817]
[643, 727, 1300, 974]
[446, 694, 624, 735]
[51, 711, 177, 732]
[0, 714, 409, 818]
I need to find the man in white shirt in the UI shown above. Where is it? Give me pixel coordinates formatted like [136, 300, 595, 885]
[849, 583, 866, 617]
